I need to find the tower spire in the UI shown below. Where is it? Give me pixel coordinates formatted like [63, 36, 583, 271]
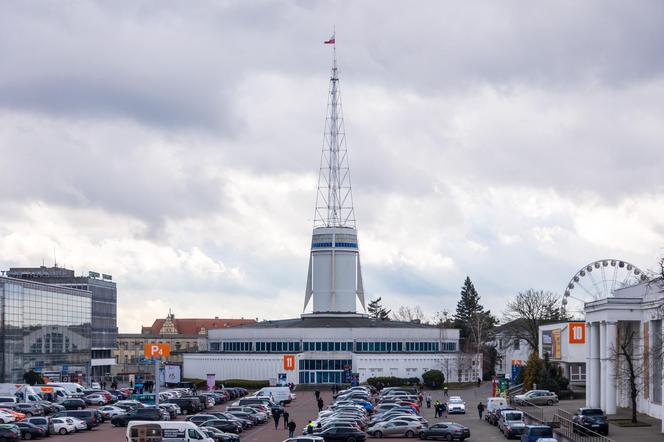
[314, 39, 356, 228]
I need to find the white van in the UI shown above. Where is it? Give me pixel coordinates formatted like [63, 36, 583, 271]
[48, 382, 85, 397]
[254, 386, 294, 404]
[126, 421, 214, 441]
[34, 385, 68, 403]
[486, 397, 507, 413]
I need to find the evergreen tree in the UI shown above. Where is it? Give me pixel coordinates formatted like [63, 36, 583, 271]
[454, 276, 482, 325]
[453, 277, 497, 351]
[367, 297, 391, 320]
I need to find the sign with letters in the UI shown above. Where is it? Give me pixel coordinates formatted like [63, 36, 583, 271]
[569, 322, 586, 344]
[144, 343, 170, 358]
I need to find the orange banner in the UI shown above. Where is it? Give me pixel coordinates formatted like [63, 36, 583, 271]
[569, 322, 586, 344]
[144, 343, 171, 357]
[284, 355, 295, 371]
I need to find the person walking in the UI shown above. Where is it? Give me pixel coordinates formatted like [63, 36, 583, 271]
[441, 401, 447, 418]
[477, 377, 481, 388]
[306, 420, 314, 434]
[283, 410, 290, 429]
[317, 397, 324, 412]
[273, 409, 282, 429]
[426, 393, 432, 409]
[477, 401, 485, 420]
[314, 389, 320, 400]
[288, 420, 296, 438]
[418, 392, 423, 408]
[434, 400, 440, 418]
[443, 385, 448, 397]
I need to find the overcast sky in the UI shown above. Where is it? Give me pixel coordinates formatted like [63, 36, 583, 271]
[2, 1, 664, 332]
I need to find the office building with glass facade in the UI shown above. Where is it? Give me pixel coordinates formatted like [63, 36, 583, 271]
[5, 266, 118, 381]
[0, 276, 92, 383]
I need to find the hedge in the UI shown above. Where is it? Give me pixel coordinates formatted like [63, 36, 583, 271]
[366, 376, 421, 388]
[182, 378, 269, 390]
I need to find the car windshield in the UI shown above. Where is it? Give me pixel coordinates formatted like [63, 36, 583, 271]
[505, 413, 522, 420]
[449, 399, 463, 404]
[583, 409, 604, 416]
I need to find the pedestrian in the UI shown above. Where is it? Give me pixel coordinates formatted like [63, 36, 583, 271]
[426, 393, 431, 408]
[418, 392, 423, 407]
[306, 420, 314, 434]
[283, 410, 290, 429]
[288, 420, 296, 438]
[314, 389, 320, 400]
[317, 397, 324, 412]
[129, 380, 133, 388]
[477, 401, 485, 420]
[434, 401, 440, 418]
[443, 385, 448, 397]
[273, 409, 282, 429]
[477, 377, 481, 388]
[441, 401, 447, 418]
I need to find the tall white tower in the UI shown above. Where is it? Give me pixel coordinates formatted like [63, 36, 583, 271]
[303, 41, 366, 315]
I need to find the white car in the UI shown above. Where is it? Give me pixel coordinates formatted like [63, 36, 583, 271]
[67, 416, 88, 432]
[0, 410, 16, 423]
[91, 382, 101, 389]
[447, 397, 466, 414]
[51, 417, 76, 435]
[98, 405, 126, 419]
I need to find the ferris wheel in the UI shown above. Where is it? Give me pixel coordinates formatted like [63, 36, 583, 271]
[561, 259, 649, 318]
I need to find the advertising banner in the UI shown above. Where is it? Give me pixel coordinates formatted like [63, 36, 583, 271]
[511, 359, 524, 380]
[351, 373, 360, 387]
[552, 329, 561, 359]
[164, 365, 181, 384]
[206, 373, 216, 392]
[569, 322, 586, 344]
[542, 330, 553, 355]
[277, 373, 287, 386]
[283, 355, 295, 371]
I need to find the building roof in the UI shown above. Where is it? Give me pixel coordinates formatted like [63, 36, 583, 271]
[141, 317, 256, 335]
[230, 315, 440, 329]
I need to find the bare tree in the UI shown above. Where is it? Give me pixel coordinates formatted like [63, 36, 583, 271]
[393, 305, 427, 323]
[468, 311, 495, 353]
[503, 289, 564, 351]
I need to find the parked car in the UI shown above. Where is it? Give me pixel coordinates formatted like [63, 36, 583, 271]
[50, 418, 75, 435]
[98, 405, 126, 421]
[61, 399, 86, 410]
[23, 417, 54, 436]
[284, 437, 325, 442]
[367, 419, 423, 438]
[16, 421, 47, 439]
[167, 398, 201, 415]
[418, 422, 470, 441]
[84, 393, 107, 406]
[572, 408, 609, 436]
[53, 410, 100, 430]
[66, 417, 88, 432]
[0, 410, 16, 424]
[200, 418, 244, 434]
[201, 426, 241, 442]
[447, 398, 466, 414]
[0, 424, 20, 441]
[520, 425, 553, 442]
[513, 391, 559, 406]
[316, 426, 366, 442]
[111, 407, 163, 427]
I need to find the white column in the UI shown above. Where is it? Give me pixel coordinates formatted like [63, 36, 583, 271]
[585, 322, 593, 407]
[590, 321, 601, 408]
[600, 321, 607, 411]
[605, 321, 617, 414]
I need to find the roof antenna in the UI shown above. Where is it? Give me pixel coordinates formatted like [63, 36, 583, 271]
[53, 247, 58, 268]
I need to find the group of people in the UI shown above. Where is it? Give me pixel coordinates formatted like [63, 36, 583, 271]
[273, 406, 298, 437]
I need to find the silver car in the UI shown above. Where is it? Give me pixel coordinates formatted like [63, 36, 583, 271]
[368, 419, 424, 438]
[513, 390, 559, 406]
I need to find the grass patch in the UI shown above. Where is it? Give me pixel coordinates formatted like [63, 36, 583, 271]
[611, 419, 652, 427]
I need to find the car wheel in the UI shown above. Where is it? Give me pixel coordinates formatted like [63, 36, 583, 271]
[445, 434, 453, 441]
[347, 438, 356, 442]
[375, 431, 383, 438]
[25, 432, 33, 440]
[546, 400, 553, 406]
[59, 428, 67, 435]
[406, 430, 415, 438]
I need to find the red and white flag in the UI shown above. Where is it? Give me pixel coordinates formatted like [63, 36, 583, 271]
[324, 34, 335, 45]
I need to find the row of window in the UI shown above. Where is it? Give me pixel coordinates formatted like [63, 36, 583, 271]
[299, 359, 352, 371]
[300, 371, 348, 384]
[311, 242, 358, 249]
[210, 340, 457, 353]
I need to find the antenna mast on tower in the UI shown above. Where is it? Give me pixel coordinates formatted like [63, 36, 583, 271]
[314, 34, 356, 229]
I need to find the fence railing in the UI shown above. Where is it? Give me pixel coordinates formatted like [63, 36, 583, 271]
[509, 398, 545, 423]
[553, 409, 615, 442]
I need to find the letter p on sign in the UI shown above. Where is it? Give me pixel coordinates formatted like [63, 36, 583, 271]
[144, 343, 171, 358]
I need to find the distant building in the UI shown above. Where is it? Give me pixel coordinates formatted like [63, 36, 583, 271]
[6, 266, 118, 381]
[113, 312, 255, 378]
[0, 276, 92, 383]
[492, 321, 533, 381]
[538, 321, 587, 386]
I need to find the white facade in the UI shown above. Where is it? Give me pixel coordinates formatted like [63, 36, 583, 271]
[584, 280, 664, 433]
[183, 321, 482, 385]
[494, 333, 532, 381]
[538, 322, 587, 385]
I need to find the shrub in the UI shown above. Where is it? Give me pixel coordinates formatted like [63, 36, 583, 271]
[422, 369, 445, 389]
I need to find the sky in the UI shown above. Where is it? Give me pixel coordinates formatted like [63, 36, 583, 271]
[1, 1, 664, 332]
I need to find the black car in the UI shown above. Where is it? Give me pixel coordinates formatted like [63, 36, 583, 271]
[418, 422, 470, 441]
[23, 417, 54, 436]
[166, 398, 200, 415]
[185, 414, 218, 425]
[200, 418, 244, 434]
[227, 411, 257, 425]
[54, 410, 100, 430]
[61, 399, 86, 410]
[36, 401, 63, 415]
[0, 424, 20, 442]
[16, 422, 47, 439]
[111, 407, 162, 427]
[317, 426, 366, 442]
[572, 408, 609, 436]
[201, 426, 241, 442]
